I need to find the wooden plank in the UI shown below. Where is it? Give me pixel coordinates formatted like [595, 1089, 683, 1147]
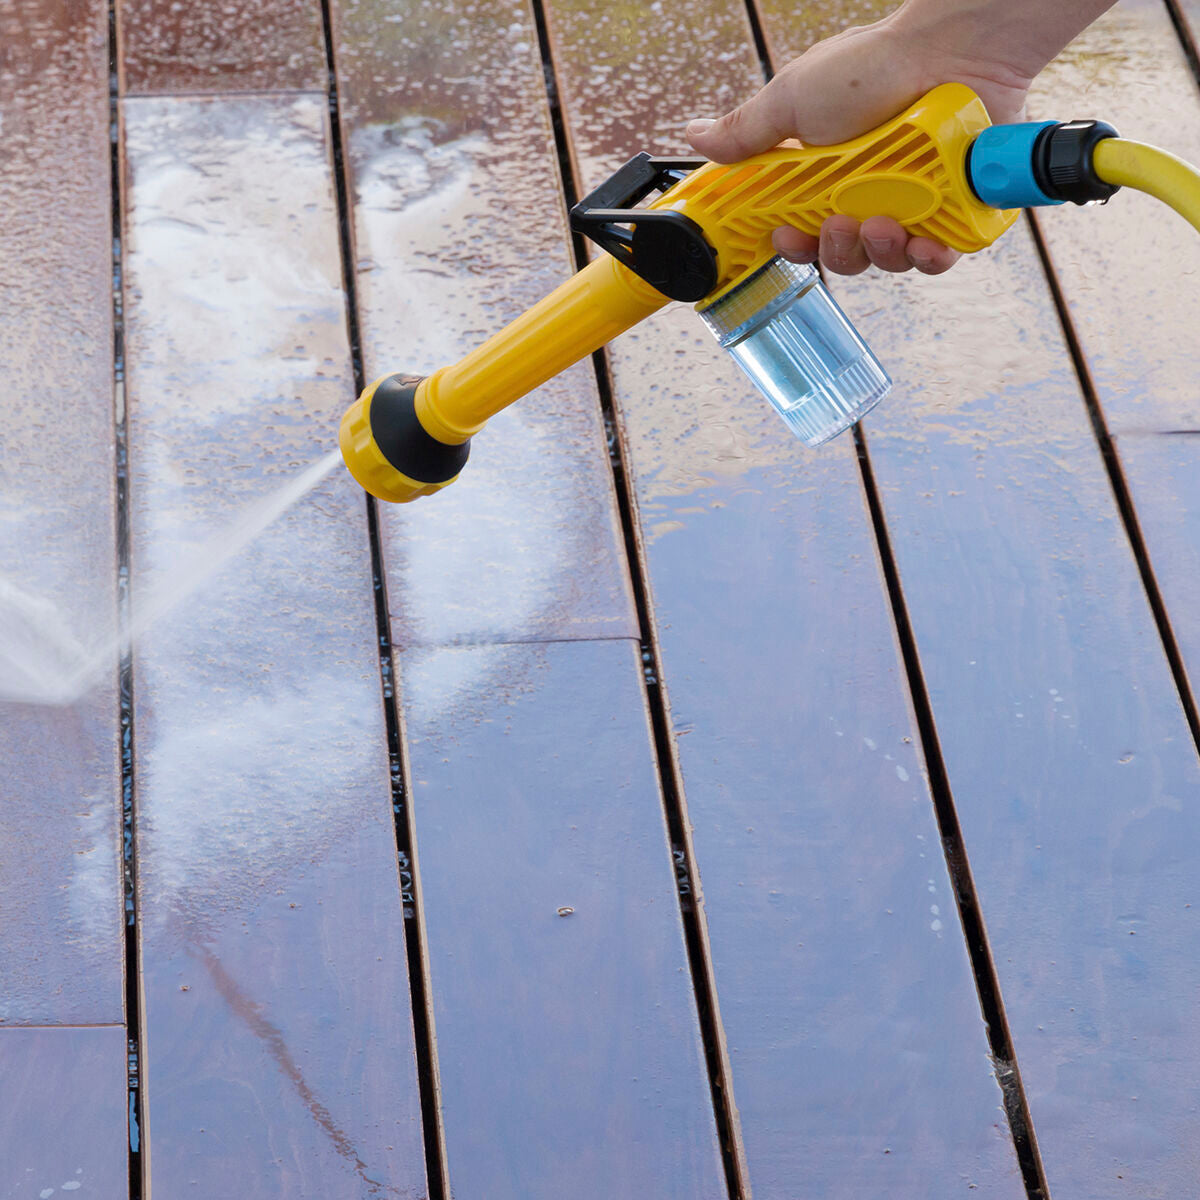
[402, 639, 725, 1199]
[117, 0, 326, 95]
[331, 0, 637, 647]
[0, 0, 125, 1025]
[121, 93, 426, 1197]
[754, 4, 1200, 1193]
[0, 1026, 129, 1199]
[542, 2, 1024, 1194]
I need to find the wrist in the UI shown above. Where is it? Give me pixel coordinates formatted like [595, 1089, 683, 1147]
[882, 0, 1039, 126]
[890, 0, 1117, 82]
[887, 0, 1044, 84]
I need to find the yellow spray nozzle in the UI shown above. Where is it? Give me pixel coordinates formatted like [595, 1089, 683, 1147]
[340, 82, 1020, 504]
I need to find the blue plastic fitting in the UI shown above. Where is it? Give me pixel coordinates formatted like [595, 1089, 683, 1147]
[967, 121, 1063, 209]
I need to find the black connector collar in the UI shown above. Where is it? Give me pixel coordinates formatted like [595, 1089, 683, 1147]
[1032, 120, 1121, 204]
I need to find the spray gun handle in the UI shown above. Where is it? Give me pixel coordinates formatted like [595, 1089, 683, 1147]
[637, 82, 1019, 304]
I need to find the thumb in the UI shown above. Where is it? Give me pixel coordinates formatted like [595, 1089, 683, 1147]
[687, 77, 797, 163]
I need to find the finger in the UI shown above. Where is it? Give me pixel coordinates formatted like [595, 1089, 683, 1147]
[686, 75, 797, 163]
[858, 215, 914, 274]
[819, 215, 870, 275]
[771, 225, 819, 264]
[905, 236, 960, 275]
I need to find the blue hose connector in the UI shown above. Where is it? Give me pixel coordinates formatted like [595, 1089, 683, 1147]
[967, 121, 1062, 209]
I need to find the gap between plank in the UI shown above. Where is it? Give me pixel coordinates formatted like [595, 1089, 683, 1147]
[107, 2, 145, 1195]
[852, 427, 1051, 1200]
[744, 1, 1050, 1193]
[318, 4, 450, 1198]
[530, 2, 749, 1195]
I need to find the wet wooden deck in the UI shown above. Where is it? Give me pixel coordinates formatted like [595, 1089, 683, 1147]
[2, 0, 1198, 1196]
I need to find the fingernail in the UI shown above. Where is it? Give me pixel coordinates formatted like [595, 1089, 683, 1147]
[686, 118, 716, 137]
[863, 234, 893, 254]
[908, 249, 933, 270]
[828, 229, 857, 257]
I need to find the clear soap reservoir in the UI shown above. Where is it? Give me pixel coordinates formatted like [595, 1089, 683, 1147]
[698, 256, 891, 446]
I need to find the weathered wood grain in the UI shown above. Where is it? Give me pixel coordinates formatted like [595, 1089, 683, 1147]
[542, 0, 1025, 1193]
[121, 93, 426, 1197]
[0, 0, 124, 1025]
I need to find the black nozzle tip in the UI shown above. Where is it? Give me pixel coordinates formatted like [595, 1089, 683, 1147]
[369, 374, 470, 484]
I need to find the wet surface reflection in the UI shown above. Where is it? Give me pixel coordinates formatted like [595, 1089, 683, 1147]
[0, 0, 124, 1023]
[608, 303, 1024, 1199]
[333, 4, 735, 1196]
[122, 94, 425, 1196]
[544, 1, 1022, 1193]
[333, 0, 636, 647]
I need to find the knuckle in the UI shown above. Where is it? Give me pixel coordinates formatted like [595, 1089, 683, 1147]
[721, 106, 749, 146]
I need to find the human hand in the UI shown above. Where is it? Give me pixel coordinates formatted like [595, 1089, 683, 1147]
[686, 14, 1033, 276]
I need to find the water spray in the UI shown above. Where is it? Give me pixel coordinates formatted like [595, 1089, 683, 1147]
[339, 83, 1200, 503]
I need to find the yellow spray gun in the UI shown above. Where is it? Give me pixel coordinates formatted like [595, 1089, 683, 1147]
[339, 83, 1200, 503]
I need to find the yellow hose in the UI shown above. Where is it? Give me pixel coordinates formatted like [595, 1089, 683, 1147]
[1092, 137, 1200, 235]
